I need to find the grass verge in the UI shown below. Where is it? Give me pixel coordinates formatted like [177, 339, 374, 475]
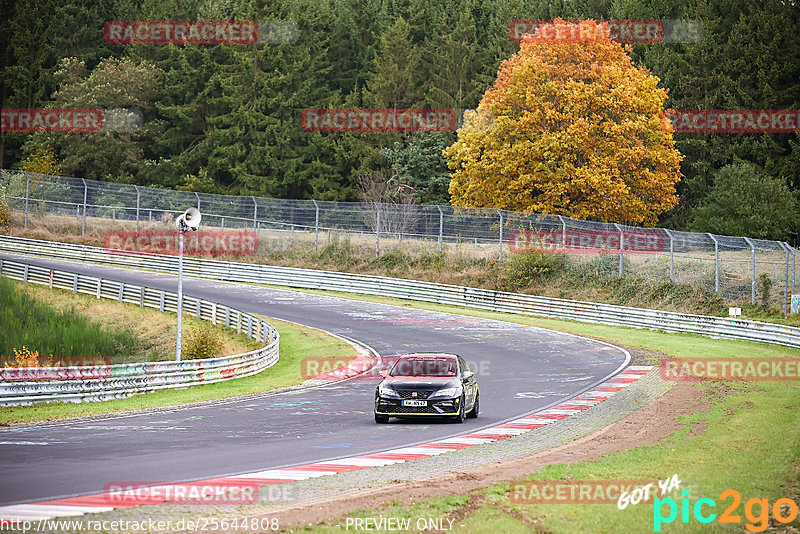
[0, 286, 359, 426]
[1, 277, 262, 363]
[0, 276, 143, 363]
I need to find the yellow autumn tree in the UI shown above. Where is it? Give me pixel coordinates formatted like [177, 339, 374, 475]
[444, 19, 683, 226]
[19, 146, 61, 176]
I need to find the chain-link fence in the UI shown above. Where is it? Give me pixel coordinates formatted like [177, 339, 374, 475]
[1, 169, 796, 311]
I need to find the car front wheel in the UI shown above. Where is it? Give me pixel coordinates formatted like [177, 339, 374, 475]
[452, 395, 466, 423]
[467, 392, 479, 419]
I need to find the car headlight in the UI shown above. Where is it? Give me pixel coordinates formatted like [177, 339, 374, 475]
[429, 387, 460, 399]
[378, 385, 400, 398]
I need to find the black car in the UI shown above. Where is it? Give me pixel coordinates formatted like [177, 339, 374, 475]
[374, 353, 479, 423]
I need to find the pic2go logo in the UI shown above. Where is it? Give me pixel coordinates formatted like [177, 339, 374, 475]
[654, 489, 799, 532]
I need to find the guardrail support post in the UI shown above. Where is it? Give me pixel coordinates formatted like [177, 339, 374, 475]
[437, 205, 444, 255]
[312, 200, 319, 251]
[496, 209, 503, 261]
[81, 178, 88, 235]
[23, 171, 30, 228]
[744, 237, 756, 304]
[375, 203, 380, 256]
[134, 185, 140, 231]
[708, 234, 720, 293]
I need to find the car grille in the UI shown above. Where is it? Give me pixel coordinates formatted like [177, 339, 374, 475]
[392, 405, 440, 414]
[398, 390, 433, 399]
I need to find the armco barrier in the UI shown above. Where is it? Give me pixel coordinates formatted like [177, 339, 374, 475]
[0, 257, 279, 406]
[1, 235, 799, 350]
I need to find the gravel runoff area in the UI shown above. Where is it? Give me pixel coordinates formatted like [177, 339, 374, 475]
[20, 351, 676, 533]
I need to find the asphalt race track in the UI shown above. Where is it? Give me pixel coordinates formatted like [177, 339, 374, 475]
[0, 254, 630, 506]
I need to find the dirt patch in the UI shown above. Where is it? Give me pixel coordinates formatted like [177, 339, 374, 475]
[689, 419, 708, 437]
[264, 382, 707, 529]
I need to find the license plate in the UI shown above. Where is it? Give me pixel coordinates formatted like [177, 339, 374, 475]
[402, 400, 426, 407]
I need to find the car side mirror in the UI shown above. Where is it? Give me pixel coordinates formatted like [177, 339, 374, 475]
[462, 371, 474, 382]
[379, 370, 387, 377]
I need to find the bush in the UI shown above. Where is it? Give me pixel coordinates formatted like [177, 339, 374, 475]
[689, 162, 800, 241]
[0, 198, 9, 227]
[583, 253, 631, 277]
[372, 250, 410, 270]
[501, 252, 563, 290]
[182, 322, 224, 360]
[758, 273, 773, 307]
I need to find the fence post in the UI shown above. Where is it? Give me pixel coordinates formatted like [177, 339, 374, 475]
[496, 209, 503, 261]
[782, 242, 790, 313]
[375, 202, 380, 255]
[312, 200, 319, 251]
[251, 196, 258, 232]
[81, 178, 88, 235]
[23, 171, 30, 228]
[792, 246, 796, 297]
[708, 234, 719, 293]
[437, 205, 444, 255]
[743, 237, 756, 304]
[134, 185, 140, 231]
[557, 215, 567, 266]
[663, 229, 675, 283]
[614, 223, 624, 277]
[195, 192, 200, 211]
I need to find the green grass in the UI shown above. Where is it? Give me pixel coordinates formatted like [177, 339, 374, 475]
[0, 314, 358, 426]
[0, 275, 142, 363]
[272, 286, 800, 533]
[289, 496, 470, 533]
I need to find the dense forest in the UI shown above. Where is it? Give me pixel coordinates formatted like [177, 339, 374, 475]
[1, 0, 798, 237]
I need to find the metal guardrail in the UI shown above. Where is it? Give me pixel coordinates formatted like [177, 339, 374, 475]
[0, 256, 279, 406]
[1, 235, 799, 350]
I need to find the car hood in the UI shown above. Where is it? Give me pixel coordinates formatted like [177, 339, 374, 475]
[380, 377, 459, 390]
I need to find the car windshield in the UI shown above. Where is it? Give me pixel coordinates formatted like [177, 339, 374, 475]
[389, 358, 457, 377]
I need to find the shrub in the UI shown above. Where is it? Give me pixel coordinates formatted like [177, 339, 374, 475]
[0, 197, 9, 227]
[4, 346, 51, 367]
[372, 250, 410, 270]
[758, 273, 773, 307]
[583, 253, 631, 277]
[501, 252, 562, 290]
[182, 322, 224, 360]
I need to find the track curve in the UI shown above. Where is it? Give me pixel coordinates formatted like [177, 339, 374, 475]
[0, 254, 630, 506]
